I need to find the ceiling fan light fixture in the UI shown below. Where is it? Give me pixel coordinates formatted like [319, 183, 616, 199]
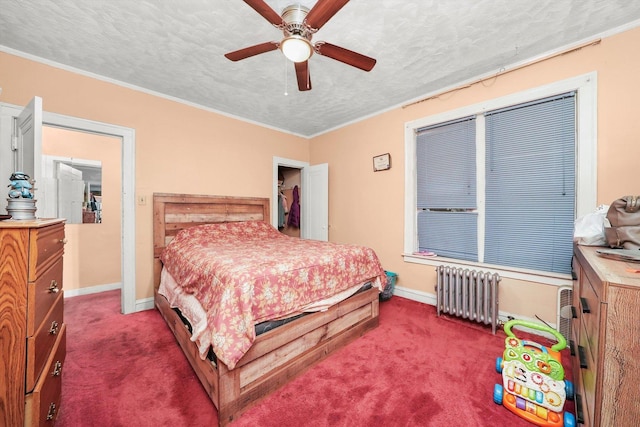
[281, 35, 312, 63]
[225, 1, 376, 91]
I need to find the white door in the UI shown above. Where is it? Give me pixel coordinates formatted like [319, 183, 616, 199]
[57, 163, 84, 223]
[302, 163, 329, 241]
[14, 96, 43, 190]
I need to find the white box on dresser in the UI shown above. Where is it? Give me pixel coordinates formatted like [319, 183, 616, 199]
[0, 219, 66, 427]
[572, 245, 640, 426]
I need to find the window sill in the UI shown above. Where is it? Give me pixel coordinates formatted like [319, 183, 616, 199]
[403, 253, 572, 287]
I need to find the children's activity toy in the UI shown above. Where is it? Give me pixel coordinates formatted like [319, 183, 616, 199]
[493, 319, 575, 427]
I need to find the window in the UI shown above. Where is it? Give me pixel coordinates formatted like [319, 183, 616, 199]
[404, 74, 597, 280]
[416, 117, 478, 261]
[483, 93, 576, 274]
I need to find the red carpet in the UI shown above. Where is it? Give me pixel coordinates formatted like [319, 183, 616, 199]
[58, 290, 574, 426]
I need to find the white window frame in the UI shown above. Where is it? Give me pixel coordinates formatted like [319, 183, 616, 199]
[403, 72, 597, 286]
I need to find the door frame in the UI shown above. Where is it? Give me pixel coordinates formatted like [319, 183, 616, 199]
[0, 101, 137, 314]
[45, 112, 136, 314]
[273, 156, 309, 238]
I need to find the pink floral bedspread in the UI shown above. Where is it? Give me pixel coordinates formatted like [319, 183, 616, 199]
[160, 220, 386, 369]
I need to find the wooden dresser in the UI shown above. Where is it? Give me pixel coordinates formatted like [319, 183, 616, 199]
[571, 245, 640, 426]
[0, 219, 66, 427]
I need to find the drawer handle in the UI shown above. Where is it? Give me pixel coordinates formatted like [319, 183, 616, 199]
[59, 238, 68, 245]
[48, 280, 60, 293]
[46, 402, 57, 421]
[569, 340, 575, 356]
[49, 321, 59, 335]
[580, 297, 590, 313]
[578, 345, 588, 369]
[575, 393, 584, 424]
[571, 305, 577, 318]
[52, 360, 63, 377]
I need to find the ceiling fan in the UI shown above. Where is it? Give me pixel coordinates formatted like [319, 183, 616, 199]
[224, 0, 376, 91]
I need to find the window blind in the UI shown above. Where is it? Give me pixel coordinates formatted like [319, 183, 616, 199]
[418, 210, 478, 260]
[484, 92, 576, 274]
[416, 117, 477, 260]
[416, 117, 476, 209]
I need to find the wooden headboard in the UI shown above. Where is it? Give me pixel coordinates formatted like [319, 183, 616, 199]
[152, 193, 270, 289]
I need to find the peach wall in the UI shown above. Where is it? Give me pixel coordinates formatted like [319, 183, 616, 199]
[2, 26, 639, 320]
[42, 127, 121, 291]
[310, 27, 640, 322]
[0, 51, 309, 300]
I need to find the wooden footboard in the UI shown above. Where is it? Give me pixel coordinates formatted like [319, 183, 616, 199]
[155, 286, 379, 425]
[152, 193, 381, 426]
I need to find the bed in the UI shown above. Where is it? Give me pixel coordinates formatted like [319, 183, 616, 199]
[152, 193, 385, 426]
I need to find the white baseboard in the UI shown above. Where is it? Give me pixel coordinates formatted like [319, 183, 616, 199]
[393, 285, 437, 306]
[63, 282, 121, 298]
[135, 297, 155, 312]
[391, 285, 559, 338]
[64, 283, 155, 313]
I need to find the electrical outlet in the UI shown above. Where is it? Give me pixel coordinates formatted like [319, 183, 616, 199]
[138, 195, 147, 205]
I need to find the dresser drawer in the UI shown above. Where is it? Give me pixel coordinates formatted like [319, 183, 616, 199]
[579, 273, 600, 363]
[26, 293, 64, 392]
[571, 257, 581, 348]
[572, 255, 581, 283]
[570, 317, 580, 358]
[572, 361, 591, 427]
[24, 325, 66, 427]
[574, 393, 591, 427]
[579, 320, 596, 427]
[28, 223, 65, 282]
[27, 258, 63, 337]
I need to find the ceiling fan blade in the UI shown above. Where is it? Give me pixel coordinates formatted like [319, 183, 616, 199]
[242, 0, 283, 26]
[225, 41, 279, 61]
[295, 61, 311, 91]
[316, 42, 376, 71]
[305, 0, 350, 30]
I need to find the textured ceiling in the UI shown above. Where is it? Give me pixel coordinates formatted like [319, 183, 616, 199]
[1, 1, 640, 137]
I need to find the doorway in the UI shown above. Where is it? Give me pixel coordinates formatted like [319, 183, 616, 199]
[277, 166, 301, 238]
[43, 113, 136, 314]
[272, 156, 329, 241]
[42, 126, 122, 296]
[0, 100, 136, 314]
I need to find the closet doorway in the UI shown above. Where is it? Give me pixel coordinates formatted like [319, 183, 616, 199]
[272, 157, 328, 241]
[277, 166, 301, 237]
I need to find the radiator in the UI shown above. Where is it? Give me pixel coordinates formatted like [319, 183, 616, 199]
[435, 265, 501, 334]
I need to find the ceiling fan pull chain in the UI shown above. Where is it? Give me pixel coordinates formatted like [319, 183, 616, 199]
[284, 56, 288, 96]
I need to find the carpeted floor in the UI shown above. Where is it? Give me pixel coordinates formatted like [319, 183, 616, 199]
[57, 290, 574, 426]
